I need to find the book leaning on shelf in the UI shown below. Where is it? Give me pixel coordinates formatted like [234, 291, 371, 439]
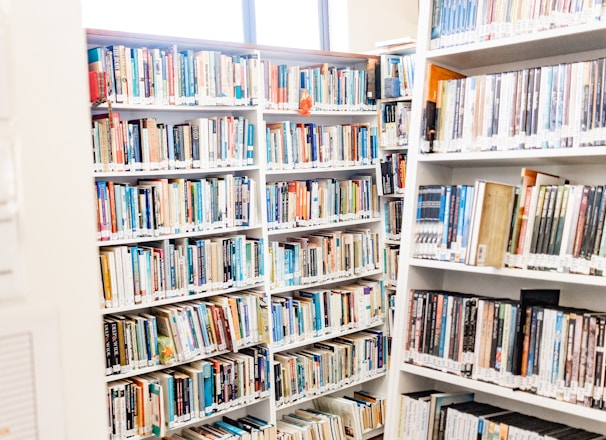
[466, 180, 516, 267]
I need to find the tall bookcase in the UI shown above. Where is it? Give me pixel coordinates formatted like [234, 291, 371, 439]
[376, 48, 416, 335]
[87, 29, 389, 440]
[386, 3, 606, 439]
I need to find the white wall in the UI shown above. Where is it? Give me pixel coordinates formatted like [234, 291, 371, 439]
[1, 0, 107, 438]
[345, 0, 418, 53]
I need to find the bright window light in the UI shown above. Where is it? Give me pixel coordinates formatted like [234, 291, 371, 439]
[255, 0, 321, 50]
[80, 0, 244, 42]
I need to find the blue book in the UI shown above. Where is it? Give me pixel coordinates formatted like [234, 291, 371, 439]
[126, 122, 140, 169]
[455, 185, 468, 260]
[440, 185, 452, 260]
[153, 370, 176, 427]
[242, 297, 252, 343]
[438, 294, 449, 358]
[130, 48, 140, 103]
[460, 185, 474, 262]
[271, 301, 282, 344]
[370, 125, 378, 162]
[213, 420, 249, 438]
[306, 123, 318, 165]
[165, 123, 175, 170]
[246, 122, 255, 165]
[142, 313, 159, 365]
[232, 56, 243, 100]
[194, 302, 212, 352]
[551, 309, 564, 384]
[298, 290, 323, 335]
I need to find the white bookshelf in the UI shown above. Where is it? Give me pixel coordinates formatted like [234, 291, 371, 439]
[385, 3, 606, 438]
[87, 29, 389, 439]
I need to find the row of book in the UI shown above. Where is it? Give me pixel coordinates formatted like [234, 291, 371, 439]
[88, 45, 260, 106]
[275, 406, 349, 440]
[413, 183, 477, 264]
[414, 168, 606, 275]
[99, 236, 264, 310]
[314, 392, 386, 439]
[428, 57, 606, 154]
[380, 54, 415, 99]
[429, 0, 606, 50]
[384, 245, 400, 288]
[273, 330, 389, 407]
[106, 347, 271, 439]
[261, 60, 374, 112]
[379, 152, 407, 196]
[103, 291, 266, 375]
[398, 390, 605, 440]
[95, 175, 257, 242]
[267, 229, 381, 290]
[403, 287, 606, 408]
[166, 415, 276, 440]
[265, 177, 378, 231]
[504, 170, 606, 275]
[265, 121, 379, 170]
[92, 113, 255, 174]
[269, 280, 385, 346]
[380, 101, 412, 147]
[88, 45, 376, 111]
[384, 199, 404, 240]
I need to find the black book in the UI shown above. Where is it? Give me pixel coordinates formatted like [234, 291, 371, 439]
[513, 287, 560, 377]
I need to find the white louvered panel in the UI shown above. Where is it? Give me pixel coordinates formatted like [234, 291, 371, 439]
[0, 332, 38, 439]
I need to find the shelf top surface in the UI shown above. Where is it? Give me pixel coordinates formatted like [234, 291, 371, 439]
[86, 28, 379, 64]
[417, 146, 606, 167]
[426, 22, 606, 71]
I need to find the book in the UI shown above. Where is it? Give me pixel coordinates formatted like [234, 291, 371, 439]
[424, 64, 466, 152]
[427, 391, 475, 440]
[466, 180, 516, 267]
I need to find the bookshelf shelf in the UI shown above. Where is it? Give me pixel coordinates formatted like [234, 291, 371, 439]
[158, 392, 272, 439]
[87, 29, 388, 439]
[268, 268, 384, 295]
[96, 225, 262, 247]
[400, 363, 606, 424]
[269, 320, 385, 354]
[264, 164, 378, 176]
[100, 282, 265, 315]
[409, 258, 606, 288]
[266, 217, 381, 236]
[94, 166, 260, 179]
[94, 103, 257, 112]
[262, 109, 377, 116]
[417, 146, 606, 167]
[275, 370, 388, 411]
[426, 22, 606, 71]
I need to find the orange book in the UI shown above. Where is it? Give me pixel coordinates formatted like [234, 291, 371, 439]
[424, 64, 466, 150]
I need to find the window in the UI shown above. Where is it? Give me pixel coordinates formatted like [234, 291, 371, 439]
[81, 0, 244, 42]
[254, 0, 323, 50]
[80, 0, 335, 50]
